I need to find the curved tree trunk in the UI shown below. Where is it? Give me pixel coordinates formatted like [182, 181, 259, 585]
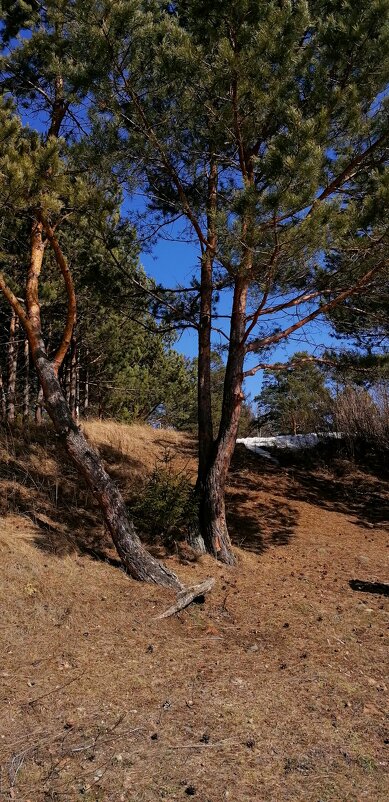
[0, 222, 183, 590]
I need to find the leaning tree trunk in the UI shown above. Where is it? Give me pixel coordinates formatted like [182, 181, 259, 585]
[0, 220, 183, 590]
[31, 335, 182, 589]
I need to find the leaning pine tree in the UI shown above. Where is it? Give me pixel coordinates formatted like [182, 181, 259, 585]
[0, 3, 208, 596]
[79, 0, 389, 563]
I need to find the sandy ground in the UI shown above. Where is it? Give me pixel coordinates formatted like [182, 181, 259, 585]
[0, 422, 388, 802]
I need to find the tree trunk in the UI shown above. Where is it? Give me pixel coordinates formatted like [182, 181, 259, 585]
[30, 334, 182, 589]
[23, 337, 30, 424]
[69, 335, 77, 419]
[187, 160, 217, 554]
[84, 347, 89, 417]
[65, 350, 71, 404]
[35, 384, 44, 424]
[0, 366, 6, 421]
[75, 343, 80, 423]
[199, 279, 248, 564]
[187, 249, 213, 554]
[7, 310, 19, 424]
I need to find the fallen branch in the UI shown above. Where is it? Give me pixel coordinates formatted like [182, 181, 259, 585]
[155, 577, 215, 619]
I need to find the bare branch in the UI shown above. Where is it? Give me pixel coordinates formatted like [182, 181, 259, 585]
[245, 259, 387, 367]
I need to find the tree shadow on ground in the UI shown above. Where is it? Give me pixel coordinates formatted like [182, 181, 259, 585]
[226, 445, 298, 554]
[274, 445, 389, 531]
[0, 424, 147, 561]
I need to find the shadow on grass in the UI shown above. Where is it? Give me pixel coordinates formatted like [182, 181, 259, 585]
[0, 423, 147, 562]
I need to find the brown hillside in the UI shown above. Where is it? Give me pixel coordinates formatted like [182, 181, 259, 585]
[0, 421, 388, 802]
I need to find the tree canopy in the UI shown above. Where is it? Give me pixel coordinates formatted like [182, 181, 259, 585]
[0, 0, 388, 568]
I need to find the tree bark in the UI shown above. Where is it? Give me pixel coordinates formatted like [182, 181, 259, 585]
[69, 335, 77, 419]
[0, 366, 6, 421]
[187, 160, 217, 554]
[198, 159, 217, 486]
[199, 278, 248, 564]
[31, 338, 182, 588]
[65, 350, 71, 404]
[35, 384, 44, 424]
[7, 310, 19, 424]
[75, 343, 80, 423]
[23, 337, 30, 424]
[84, 347, 89, 417]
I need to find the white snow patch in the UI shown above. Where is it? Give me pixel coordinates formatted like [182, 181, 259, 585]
[237, 432, 342, 459]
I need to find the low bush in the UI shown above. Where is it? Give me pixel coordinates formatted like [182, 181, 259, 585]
[131, 448, 196, 546]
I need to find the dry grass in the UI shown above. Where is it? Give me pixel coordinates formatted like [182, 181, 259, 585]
[0, 421, 388, 801]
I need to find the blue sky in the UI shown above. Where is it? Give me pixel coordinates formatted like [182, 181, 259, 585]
[140, 226, 344, 400]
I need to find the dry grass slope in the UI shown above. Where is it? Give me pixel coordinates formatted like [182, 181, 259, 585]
[0, 420, 388, 801]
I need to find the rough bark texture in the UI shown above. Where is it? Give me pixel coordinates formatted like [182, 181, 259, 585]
[75, 344, 80, 423]
[84, 348, 89, 416]
[23, 338, 30, 424]
[31, 337, 183, 589]
[7, 310, 19, 424]
[69, 336, 77, 419]
[35, 384, 44, 425]
[0, 366, 6, 420]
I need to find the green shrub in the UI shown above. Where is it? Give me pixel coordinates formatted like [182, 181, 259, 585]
[131, 449, 196, 545]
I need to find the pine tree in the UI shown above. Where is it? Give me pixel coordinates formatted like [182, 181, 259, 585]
[255, 353, 332, 436]
[0, 4, 189, 589]
[81, 0, 389, 561]
[3, 0, 388, 568]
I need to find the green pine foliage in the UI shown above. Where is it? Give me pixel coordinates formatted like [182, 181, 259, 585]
[131, 449, 197, 545]
[255, 352, 333, 435]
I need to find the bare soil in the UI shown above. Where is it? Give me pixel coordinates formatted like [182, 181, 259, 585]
[0, 421, 388, 802]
